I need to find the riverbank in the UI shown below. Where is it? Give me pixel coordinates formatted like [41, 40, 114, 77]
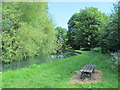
[2, 51, 118, 88]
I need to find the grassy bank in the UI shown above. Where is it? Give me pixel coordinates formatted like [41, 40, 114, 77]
[2, 51, 118, 88]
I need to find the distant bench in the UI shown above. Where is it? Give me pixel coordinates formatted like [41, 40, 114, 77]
[80, 64, 95, 79]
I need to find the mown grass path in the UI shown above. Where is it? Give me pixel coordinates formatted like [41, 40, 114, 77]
[2, 51, 118, 88]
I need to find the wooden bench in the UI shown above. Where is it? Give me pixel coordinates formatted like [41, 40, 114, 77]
[80, 64, 95, 79]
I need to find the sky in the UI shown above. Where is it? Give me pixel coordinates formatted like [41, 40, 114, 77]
[48, 0, 117, 2]
[48, 1, 116, 29]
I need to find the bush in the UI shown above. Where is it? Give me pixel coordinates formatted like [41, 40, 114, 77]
[108, 51, 120, 70]
[91, 47, 102, 52]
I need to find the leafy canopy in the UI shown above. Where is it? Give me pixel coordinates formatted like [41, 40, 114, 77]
[67, 7, 108, 50]
[2, 2, 56, 62]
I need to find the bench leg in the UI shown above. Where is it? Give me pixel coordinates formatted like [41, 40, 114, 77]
[80, 72, 85, 79]
[93, 68, 95, 73]
[84, 73, 88, 78]
[80, 72, 83, 79]
[80, 72, 92, 79]
[86, 72, 91, 78]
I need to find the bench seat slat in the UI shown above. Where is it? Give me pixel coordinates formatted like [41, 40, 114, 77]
[80, 65, 95, 73]
[80, 65, 89, 72]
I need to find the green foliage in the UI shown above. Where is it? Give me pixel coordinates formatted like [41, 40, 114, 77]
[100, 3, 120, 52]
[91, 47, 102, 52]
[55, 26, 67, 50]
[2, 2, 56, 62]
[0, 72, 2, 88]
[108, 51, 120, 70]
[2, 51, 118, 88]
[67, 7, 108, 50]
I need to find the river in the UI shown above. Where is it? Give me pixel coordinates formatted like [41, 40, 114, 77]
[2, 51, 77, 72]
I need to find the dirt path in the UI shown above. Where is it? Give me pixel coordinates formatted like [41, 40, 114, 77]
[69, 70, 102, 84]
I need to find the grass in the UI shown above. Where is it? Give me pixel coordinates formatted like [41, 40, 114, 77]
[0, 72, 2, 88]
[2, 51, 118, 88]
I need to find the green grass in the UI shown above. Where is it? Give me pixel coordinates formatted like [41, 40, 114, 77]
[0, 72, 2, 88]
[2, 51, 118, 88]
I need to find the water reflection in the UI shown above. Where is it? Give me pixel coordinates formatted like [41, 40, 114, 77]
[2, 52, 77, 72]
[50, 55, 63, 59]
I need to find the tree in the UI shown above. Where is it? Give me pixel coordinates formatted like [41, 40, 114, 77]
[67, 7, 108, 50]
[100, 2, 120, 52]
[55, 26, 67, 50]
[2, 2, 56, 63]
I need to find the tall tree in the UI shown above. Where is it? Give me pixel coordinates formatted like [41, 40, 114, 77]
[67, 7, 108, 50]
[2, 2, 56, 63]
[100, 2, 120, 52]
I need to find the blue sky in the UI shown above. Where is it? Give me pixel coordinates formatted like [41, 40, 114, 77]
[48, 2, 115, 29]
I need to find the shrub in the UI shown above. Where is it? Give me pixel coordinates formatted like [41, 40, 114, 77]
[108, 51, 120, 70]
[91, 47, 102, 52]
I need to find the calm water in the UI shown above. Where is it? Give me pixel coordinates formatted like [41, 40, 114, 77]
[2, 52, 76, 72]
